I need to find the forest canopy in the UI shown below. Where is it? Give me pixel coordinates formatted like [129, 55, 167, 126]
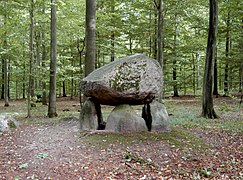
[0, 0, 242, 99]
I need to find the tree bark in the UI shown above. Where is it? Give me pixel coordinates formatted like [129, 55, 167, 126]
[3, 32, 9, 107]
[213, 48, 219, 96]
[110, 0, 115, 62]
[27, 0, 34, 117]
[48, 0, 57, 118]
[173, 13, 179, 97]
[157, 0, 163, 67]
[1, 59, 4, 99]
[224, 11, 230, 96]
[41, 0, 47, 105]
[153, 2, 158, 60]
[201, 0, 218, 119]
[240, 19, 243, 93]
[85, 0, 96, 77]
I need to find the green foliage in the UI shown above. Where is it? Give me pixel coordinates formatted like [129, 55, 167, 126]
[36, 152, 49, 159]
[0, 0, 242, 99]
[7, 120, 17, 128]
[19, 163, 29, 169]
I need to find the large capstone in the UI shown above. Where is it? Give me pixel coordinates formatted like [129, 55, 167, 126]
[81, 54, 162, 106]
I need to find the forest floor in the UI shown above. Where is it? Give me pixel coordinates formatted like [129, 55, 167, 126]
[0, 95, 242, 179]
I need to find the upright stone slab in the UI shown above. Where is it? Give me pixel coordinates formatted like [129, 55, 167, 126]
[79, 98, 98, 130]
[150, 101, 170, 132]
[105, 104, 147, 132]
[80, 54, 162, 106]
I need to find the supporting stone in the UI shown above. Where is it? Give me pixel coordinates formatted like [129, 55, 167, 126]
[105, 104, 147, 132]
[150, 101, 170, 132]
[79, 98, 98, 130]
[91, 98, 106, 130]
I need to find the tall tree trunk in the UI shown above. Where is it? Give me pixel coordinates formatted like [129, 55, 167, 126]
[155, 0, 164, 99]
[23, 58, 26, 99]
[3, 31, 9, 107]
[85, 0, 96, 77]
[110, 0, 115, 62]
[157, 0, 163, 67]
[196, 49, 201, 89]
[62, 81, 67, 97]
[240, 19, 243, 93]
[224, 11, 230, 96]
[48, 0, 57, 117]
[213, 47, 219, 96]
[111, 33, 115, 62]
[77, 38, 85, 76]
[153, 1, 158, 60]
[27, 0, 34, 118]
[173, 13, 179, 97]
[1, 59, 4, 99]
[41, 0, 47, 105]
[36, 30, 41, 91]
[201, 0, 218, 119]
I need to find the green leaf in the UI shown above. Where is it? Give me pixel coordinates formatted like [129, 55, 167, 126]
[36, 152, 49, 159]
[19, 163, 28, 169]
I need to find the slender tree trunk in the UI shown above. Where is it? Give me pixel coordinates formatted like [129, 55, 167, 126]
[77, 38, 85, 76]
[153, 5, 157, 60]
[110, 0, 115, 62]
[3, 32, 9, 107]
[149, 5, 153, 58]
[41, 0, 47, 105]
[48, 0, 58, 118]
[196, 50, 201, 89]
[224, 12, 230, 96]
[213, 47, 219, 96]
[155, 0, 164, 100]
[240, 19, 243, 93]
[3, 12, 9, 106]
[41, 31, 47, 104]
[85, 0, 96, 77]
[192, 54, 196, 96]
[22, 39, 26, 99]
[111, 34, 115, 62]
[27, 0, 34, 118]
[157, 0, 163, 67]
[1, 60, 4, 99]
[62, 81, 67, 97]
[201, 0, 218, 119]
[36, 30, 41, 91]
[173, 13, 179, 97]
[7, 63, 10, 99]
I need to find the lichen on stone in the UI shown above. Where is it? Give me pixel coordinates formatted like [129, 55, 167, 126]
[109, 61, 146, 92]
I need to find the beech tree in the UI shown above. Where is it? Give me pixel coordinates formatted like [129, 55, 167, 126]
[84, 0, 96, 76]
[201, 0, 218, 119]
[27, 0, 34, 118]
[48, 0, 57, 118]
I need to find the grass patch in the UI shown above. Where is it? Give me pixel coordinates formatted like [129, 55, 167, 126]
[165, 99, 243, 133]
[82, 127, 208, 152]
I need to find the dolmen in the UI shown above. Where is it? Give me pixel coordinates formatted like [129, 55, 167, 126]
[80, 54, 170, 132]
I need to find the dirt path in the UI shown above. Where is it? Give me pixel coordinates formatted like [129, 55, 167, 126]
[0, 119, 173, 179]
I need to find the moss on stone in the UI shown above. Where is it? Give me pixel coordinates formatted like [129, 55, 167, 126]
[7, 120, 17, 128]
[109, 61, 146, 92]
